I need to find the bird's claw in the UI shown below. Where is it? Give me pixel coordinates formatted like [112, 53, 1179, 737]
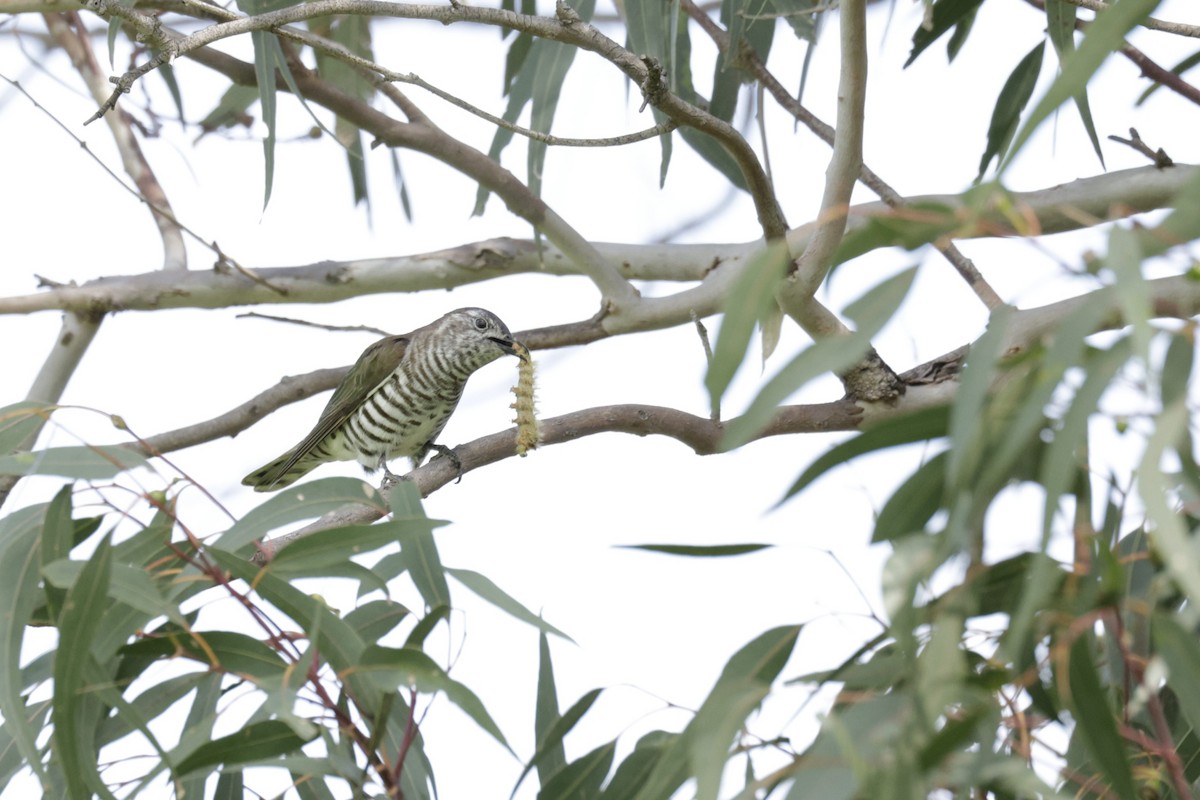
[429, 444, 464, 484]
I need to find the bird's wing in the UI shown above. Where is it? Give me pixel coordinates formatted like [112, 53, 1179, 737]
[251, 336, 409, 485]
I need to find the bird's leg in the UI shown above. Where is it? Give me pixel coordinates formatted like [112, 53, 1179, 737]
[427, 444, 464, 484]
[377, 455, 404, 492]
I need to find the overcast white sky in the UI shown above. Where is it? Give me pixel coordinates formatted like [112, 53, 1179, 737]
[1, 0, 1195, 796]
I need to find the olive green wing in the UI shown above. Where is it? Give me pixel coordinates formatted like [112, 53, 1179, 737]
[241, 336, 409, 491]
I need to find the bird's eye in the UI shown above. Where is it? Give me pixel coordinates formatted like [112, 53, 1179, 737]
[473, 317, 489, 331]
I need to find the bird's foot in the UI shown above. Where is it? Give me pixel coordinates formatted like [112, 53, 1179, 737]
[428, 444, 464, 484]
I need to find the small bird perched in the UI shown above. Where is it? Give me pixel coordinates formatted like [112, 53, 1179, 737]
[242, 307, 523, 492]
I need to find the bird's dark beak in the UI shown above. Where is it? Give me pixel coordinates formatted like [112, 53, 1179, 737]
[490, 337, 529, 361]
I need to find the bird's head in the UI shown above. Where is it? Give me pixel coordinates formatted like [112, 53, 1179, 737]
[439, 307, 526, 367]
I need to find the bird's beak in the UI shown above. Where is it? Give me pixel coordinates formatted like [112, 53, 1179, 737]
[490, 337, 530, 362]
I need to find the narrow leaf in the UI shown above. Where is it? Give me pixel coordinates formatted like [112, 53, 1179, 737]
[52, 532, 115, 800]
[1001, 0, 1162, 172]
[216, 477, 386, 553]
[977, 41, 1045, 180]
[0, 444, 148, 479]
[1067, 634, 1137, 798]
[447, 568, 572, 641]
[618, 543, 772, 557]
[175, 720, 316, 775]
[705, 239, 792, 412]
[782, 405, 950, 502]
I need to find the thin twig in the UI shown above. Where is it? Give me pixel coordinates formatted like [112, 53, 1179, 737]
[237, 311, 392, 337]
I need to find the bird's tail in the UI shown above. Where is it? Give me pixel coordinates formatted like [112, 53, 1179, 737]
[241, 449, 321, 492]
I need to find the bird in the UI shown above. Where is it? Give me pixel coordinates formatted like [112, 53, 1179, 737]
[242, 307, 523, 491]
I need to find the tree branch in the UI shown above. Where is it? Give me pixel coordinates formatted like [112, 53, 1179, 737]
[5, 166, 1192, 317]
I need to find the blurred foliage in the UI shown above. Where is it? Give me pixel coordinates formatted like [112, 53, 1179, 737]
[4, 0, 1200, 797]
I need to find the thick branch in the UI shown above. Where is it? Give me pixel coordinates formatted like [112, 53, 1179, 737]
[6, 166, 1193, 318]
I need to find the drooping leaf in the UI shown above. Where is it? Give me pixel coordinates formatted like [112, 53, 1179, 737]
[624, 0, 673, 185]
[344, 599, 410, 645]
[782, 405, 950, 502]
[601, 731, 681, 799]
[1066, 634, 1137, 798]
[672, 16, 749, 190]
[906, 0, 985, 67]
[722, 266, 918, 449]
[831, 202, 961, 266]
[1000, 0, 1162, 172]
[120, 631, 289, 682]
[976, 40, 1045, 181]
[1044, 0, 1104, 169]
[52, 532, 115, 800]
[873, 450, 948, 542]
[0, 402, 50, 454]
[174, 720, 317, 775]
[0, 444, 149, 479]
[265, 516, 441, 576]
[447, 567, 572, 641]
[0, 504, 52, 785]
[514, 685, 604, 799]
[216, 477, 386, 554]
[705, 239, 792, 413]
[357, 646, 512, 752]
[530, 631, 567, 794]
[537, 741, 615, 800]
[474, 0, 596, 214]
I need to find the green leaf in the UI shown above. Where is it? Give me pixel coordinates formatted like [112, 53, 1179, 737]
[52, 532, 115, 800]
[474, 0, 596, 213]
[770, 0, 818, 43]
[0, 504, 52, 786]
[1044, 0, 1104, 169]
[447, 567, 572, 641]
[831, 202, 961, 267]
[1038, 342, 1129, 537]
[393, 528, 450, 611]
[687, 626, 801, 800]
[1067, 634, 1137, 798]
[251, 30, 278, 209]
[1140, 165, 1200, 257]
[1105, 225, 1153, 360]
[43, 559, 179, 622]
[0, 402, 50, 454]
[503, 0, 539, 94]
[601, 731, 680, 799]
[531, 631, 567, 794]
[121, 631, 288, 681]
[1001, 0, 1162, 173]
[344, 600, 410, 645]
[357, 646, 512, 752]
[198, 84, 259, 133]
[158, 61, 185, 123]
[174, 720, 317, 775]
[1154, 613, 1200, 737]
[672, 17, 749, 190]
[210, 551, 370, 688]
[873, 451, 948, 542]
[617, 543, 772, 557]
[722, 266, 918, 449]
[216, 477, 386, 553]
[624, 0, 673, 185]
[515, 686, 603, 798]
[538, 741, 615, 800]
[265, 516, 441, 576]
[705, 239, 792, 414]
[782, 405, 950, 502]
[906, 0, 985, 67]
[0, 444, 149, 479]
[976, 40, 1045, 181]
